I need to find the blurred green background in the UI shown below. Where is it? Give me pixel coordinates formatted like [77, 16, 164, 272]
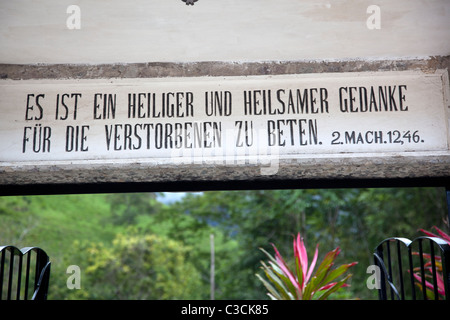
[1, 187, 447, 300]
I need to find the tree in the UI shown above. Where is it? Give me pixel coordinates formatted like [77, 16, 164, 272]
[66, 230, 204, 300]
[108, 193, 161, 225]
[173, 187, 448, 299]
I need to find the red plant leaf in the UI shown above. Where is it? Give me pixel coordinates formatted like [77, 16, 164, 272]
[412, 272, 445, 296]
[294, 234, 308, 284]
[419, 228, 439, 238]
[432, 226, 450, 244]
[271, 244, 301, 293]
[306, 244, 319, 284]
[419, 226, 450, 245]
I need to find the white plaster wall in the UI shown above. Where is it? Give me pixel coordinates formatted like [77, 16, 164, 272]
[0, 0, 449, 64]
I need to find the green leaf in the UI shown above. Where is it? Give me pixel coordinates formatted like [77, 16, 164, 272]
[269, 264, 300, 299]
[260, 247, 278, 265]
[302, 277, 317, 300]
[260, 247, 300, 298]
[316, 274, 352, 300]
[294, 253, 303, 294]
[311, 248, 339, 288]
[256, 273, 283, 300]
[320, 262, 357, 287]
[260, 262, 292, 300]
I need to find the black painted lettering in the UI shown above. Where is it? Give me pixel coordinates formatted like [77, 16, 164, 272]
[56, 94, 69, 120]
[399, 85, 408, 111]
[94, 93, 102, 119]
[114, 124, 122, 150]
[243, 91, 252, 115]
[66, 125, 89, 152]
[23, 124, 51, 153]
[206, 91, 232, 116]
[128, 93, 136, 118]
[309, 88, 318, 114]
[166, 93, 175, 118]
[339, 87, 348, 112]
[267, 120, 275, 146]
[369, 87, 378, 111]
[253, 90, 262, 115]
[235, 121, 243, 147]
[388, 86, 398, 111]
[138, 93, 147, 118]
[319, 88, 329, 113]
[105, 125, 112, 151]
[297, 89, 308, 114]
[287, 90, 295, 114]
[176, 92, 184, 117]
[56, 93, 81, 120]
[155, 123, 163, 149]
[124, 124, 132, 150]
[275, 89, 285, 115]
[22, 127, 31, 153]
[165, 123, 173, 149]
[133, 124, 143, 150]
[379, 87, 388, 111]
[349, 87, 358, 112]
[374, 131, 383, 143]
[174, 123, 183, 148]
[94, 93, 116, 119]
[186, 92, 194, 117]
[277, 119, 286, 146]
[25, 94, 45, 120]
[359, 87, 368, 112]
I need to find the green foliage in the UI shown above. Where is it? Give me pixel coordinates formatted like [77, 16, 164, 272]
[0, 193, 239, 299]
[66, 231, 203, 299]
[173, 187, 447, 299]
[135, 204, 242, 299]
[0, 187, 447, 300]
[108, 193, 161, 225]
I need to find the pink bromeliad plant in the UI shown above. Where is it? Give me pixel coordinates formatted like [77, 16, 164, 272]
[256, 233, 357, 300]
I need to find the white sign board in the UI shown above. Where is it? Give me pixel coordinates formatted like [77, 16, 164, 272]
[0, 71, 449, 172]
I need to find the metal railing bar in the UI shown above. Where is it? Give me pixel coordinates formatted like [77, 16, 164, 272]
[0, 249, 5, 300]
[24, 251, 31, 300]
[429, 240, 439, 300]
[374, 248, 386, 300]
[396, 240, 405, 300]
[16, 253, 23, 300]
[7, 249, 14, 300]
[407, 245, 416, 300]
[386, 241, 396, 300]
[31, 261, 51, 300]
[1, 246, 51, 300]
[34, 250, 41, 292]
[374, 251, 401, 300]
[418, 239, 427, 299]
[442, 246, 450, 300]
[374, 236, 450, 300]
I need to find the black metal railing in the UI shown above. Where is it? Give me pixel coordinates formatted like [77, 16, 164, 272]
[374, 236, 450, 300]
[0, 246, 51, 300]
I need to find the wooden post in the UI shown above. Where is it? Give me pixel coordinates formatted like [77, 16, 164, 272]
[446, 187, 450, 233]
[210, 233, 215, 300]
